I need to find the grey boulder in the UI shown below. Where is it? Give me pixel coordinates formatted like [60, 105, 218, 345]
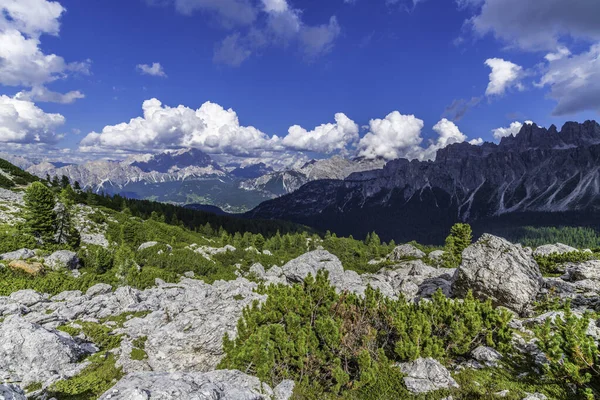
[0, 315, 91, 386]
[397, 358, 459, 394]
[452, 234, 542, 314]
[564, 260, 600, 281]
[0, 384, 26, 400]
[0, 249, 35, 261]
[282, 250, 345, 287]
[45, 250, 80, 270]
[388, 244, 426, 260]
[99, 370, 278, 400]
[533, 243, 578, 257]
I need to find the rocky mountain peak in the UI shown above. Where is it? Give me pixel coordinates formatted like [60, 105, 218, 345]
[131, 148, 220, 173]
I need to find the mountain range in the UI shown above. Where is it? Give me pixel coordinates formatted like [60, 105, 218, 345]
[26, 148, 385, 213]
[248, 120, 600, 243]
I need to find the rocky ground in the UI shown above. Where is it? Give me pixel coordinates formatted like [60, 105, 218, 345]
[0, 235, 599, 399]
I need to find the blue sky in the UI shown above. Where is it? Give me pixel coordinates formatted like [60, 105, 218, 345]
[0, 0, 599, 166]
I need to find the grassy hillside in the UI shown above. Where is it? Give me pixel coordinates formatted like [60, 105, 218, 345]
[0, 158, 39, 189]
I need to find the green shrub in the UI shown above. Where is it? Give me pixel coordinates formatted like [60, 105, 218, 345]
[534, 251, 595, 276]
[534, 302, 600, 397]
[219, 271, 513, 397]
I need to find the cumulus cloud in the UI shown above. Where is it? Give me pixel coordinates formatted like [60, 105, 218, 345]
[0, 0, 88, 102]
[0, 95, 65, 144]
[282, 113, 359, 154]
[137, 62, 167, 77]
[80, 98, 283, 157]
[357, 112, 424, 160]
[357, 114, 481, 161]
[484, 58, 524, 96]
[537, 44, 600, 115]
[492, 120, 533, 140]
[468, 0, 600, 51]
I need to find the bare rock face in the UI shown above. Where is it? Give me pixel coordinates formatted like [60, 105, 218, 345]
[533, 243, 578, 257]
[387, 244, 426, 261]
[45, 250, 80, 271]
[564, 260, 600, 281]
[452, 234, 542, 314]
[397, 358, 459, 394]
[282, 250, 345, 287]
[98, 370, 291, 400]
[0, 249, 35, 261]
[0, 316, 91, 386]
[0, 384, 26, 400]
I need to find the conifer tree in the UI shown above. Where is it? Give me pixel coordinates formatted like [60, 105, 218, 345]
[55, 186, 80, 247]
[23, 182, 57, 241]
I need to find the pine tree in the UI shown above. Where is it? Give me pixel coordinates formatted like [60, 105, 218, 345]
[23, 182, 57, 241]
[55, 186, 80, 247]
[73, 181, 81, 190]
[60, 175, 70, 188]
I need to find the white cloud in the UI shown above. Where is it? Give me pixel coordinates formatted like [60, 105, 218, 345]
[261, 0, 289, 13]
[545, 46, 571, 62]
[0, 0, 65, 37]
[80, 98, 282, 157]
[282, 113, 359, 154]
[484, 58, 524, 96]
[0, 95, 65, 144]
[357, 112, 424, 160]
[492, 120, 533, 140]
[358, 114, 481, 161]
[137, 62, 167, 77]
[15, 86, 85, 104]
[468, 0, 600, 51]
[538, 43, 600, 115]
[0, 0, 88, 103]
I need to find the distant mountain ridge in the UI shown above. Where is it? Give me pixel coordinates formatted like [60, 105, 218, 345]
[25, 149, 386, 212]
[247, 120, 600, 242]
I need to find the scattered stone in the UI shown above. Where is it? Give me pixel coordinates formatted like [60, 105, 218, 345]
[471, 346, 502, 367]
[273, 380, 295, 400]
[8, 260, 43, 275]
[138, 241, 159, 252]
[45, 250, 80, 270]
[494, 390, 510, 397]
[452, 234, 542, 314]
[183, 271, 195, 278]
[282, 250, 345, 288]
[428, 250, 446, 262]
[0, 384, 26, 400]
[86, 283, 113, 297]
[0, 248, 35, 261]
[533, 243, 578, 257]
[249, 263, 266, 279]
[388, 244, 426, 260]
[522, 393, 547, 400]
[99, 370, 273, 400]
[397, 358, 459, 394]
[564, 260, 600, 281]
[0, 316, 91, 386]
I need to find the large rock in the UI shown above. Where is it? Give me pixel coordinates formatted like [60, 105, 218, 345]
[282, 250, 345, 288]
[0, 316, 91, 386]
[0, 384, 26, 400]
[388, 244, 426, 261]
[0, 249, 35, 261]
[397, 358, 459, 394]
[452, 234, 542, 314]
[8, 260, 43, 275]
[564, 260, 600, 281]
[45, 250, 80, 270]
[533, 243, 578, 257]
[99, 370, 277, 400]
[138, 241, 159, 252]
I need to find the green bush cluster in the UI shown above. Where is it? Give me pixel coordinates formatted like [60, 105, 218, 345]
[534, 251, 596, 276]
[534, 303, 600, 398]
[219, 271, 513, 397]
